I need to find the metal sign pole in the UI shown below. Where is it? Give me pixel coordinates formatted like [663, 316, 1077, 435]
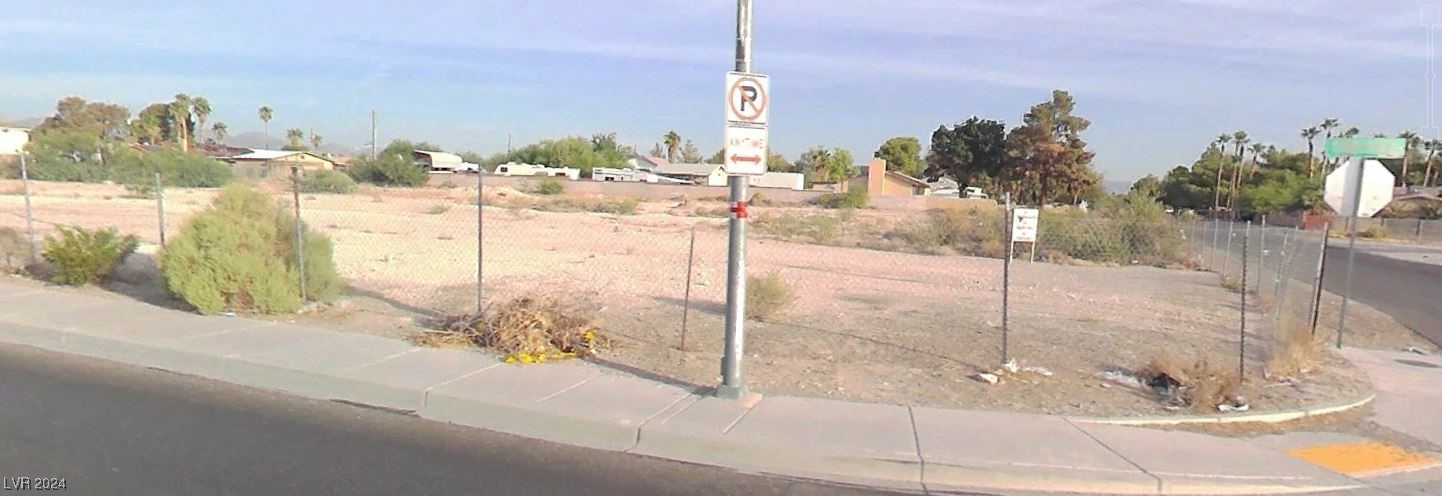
[1258, 215, 1267, 296]
[19, 152, 36, 265]
[1337, 158, 1366, 349]
[717, 0, 753, 399]
[1002, 192, 1012, 366]
[1309, 222, 1330, 336]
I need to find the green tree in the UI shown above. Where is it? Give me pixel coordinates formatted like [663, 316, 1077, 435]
[212, 122, 229, 143]
[1426, 139, 1442, 187]
[34, 97, 130, 140]
[1131, 174, 1161, 198]
[705, 149, 724, 164]
[766, 149, 791, 172]
[310, 131, 324, 152]
[663, 131, 681, 162]
[1227, 130, 1249, 210]
[284, 128, 306, 151]
[874, 136, 923, 178]
[924, 117, 1006, 191]
[1342, 127, 1360, 138]
[1004, 90, 1097, 205]
[257, 106, 274, 147]
[1212, 133, 1231, 210]
[191, 96, 211, 145]
[680, 139, 702, 163]
[1247, 142, 1267, 180]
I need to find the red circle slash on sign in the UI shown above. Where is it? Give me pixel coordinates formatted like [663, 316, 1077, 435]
[728, 77, 767, 122]
[730, 201, 748, 219]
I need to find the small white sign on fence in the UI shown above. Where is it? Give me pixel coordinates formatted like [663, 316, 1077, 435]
[1012, 208, 1039, 243]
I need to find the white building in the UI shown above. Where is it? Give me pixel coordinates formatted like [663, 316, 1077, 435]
[0, 127, 31, 156]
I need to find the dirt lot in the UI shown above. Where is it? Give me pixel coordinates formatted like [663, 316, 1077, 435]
[1, 179, 1433, 418]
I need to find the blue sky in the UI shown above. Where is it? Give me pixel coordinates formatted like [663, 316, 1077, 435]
[0, 0, 1428, 181]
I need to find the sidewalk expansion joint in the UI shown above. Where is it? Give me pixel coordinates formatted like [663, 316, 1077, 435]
[626, 394, 700, 453]
[721, 399, 761, 435]
[1063, 416, 1163, 494]
[339, 348, 420, 372]
[537, 376, 595, 402]
[176, 321, 272, 341]
[419, 362, 501, 408]
[906, 406, 930, 495]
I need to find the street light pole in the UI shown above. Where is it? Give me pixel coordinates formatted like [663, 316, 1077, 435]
[717, 0, 753, 400]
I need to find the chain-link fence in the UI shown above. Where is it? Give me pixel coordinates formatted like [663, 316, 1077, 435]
[1, 163, 1360, 411]
[1346, 217, 1442, 245]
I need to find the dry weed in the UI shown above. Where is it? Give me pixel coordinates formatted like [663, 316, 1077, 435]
[1137, 355, 1241, 412]
[746, 271, 796, 321]
[1266, 320, 1318, 379]
[417, 295, 609, 363]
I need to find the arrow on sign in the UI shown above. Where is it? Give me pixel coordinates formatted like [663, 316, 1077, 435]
[729, 154, 761, 164]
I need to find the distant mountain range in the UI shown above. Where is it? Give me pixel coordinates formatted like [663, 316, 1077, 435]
[222, 131, 356, 155]
[1104, 179, 1132, 194]
[0, 116, 42, 128]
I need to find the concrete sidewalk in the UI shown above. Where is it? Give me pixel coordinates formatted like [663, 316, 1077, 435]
[0, 280, 1424, 495]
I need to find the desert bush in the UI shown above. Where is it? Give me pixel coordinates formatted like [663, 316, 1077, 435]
[111, 148, 234, 192]
[438, 179, 459, 189]
[1266, 321, 1318, 379]
[532, 178, 565, 195]
[425, 204, 451, 215]
[753, 212, 844, 244]
[1358, 225, 1389, 239]
[533, 197, 637, 215]
[345, 155, 427, 187]
[422, 295, 608, 363]
[1137, 355, 1240, 412]
[299, 170, 358, 194]
[746, 271, 796, 321]
[885, 208, 1005, 256]
[1220, 275, 1244, 293]
[750, 192, 772, 206]
[40, 226, 138, 286]
[693, 205, 730, 218]
[0, 227, 28, 272]
[158, 184, 340, 314]
[816, 188, 868, 209]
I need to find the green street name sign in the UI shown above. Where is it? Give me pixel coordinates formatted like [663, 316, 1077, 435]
[1324, 137, 1406, 159]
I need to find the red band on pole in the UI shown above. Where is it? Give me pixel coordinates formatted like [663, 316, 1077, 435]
[730, 201, 748, 219]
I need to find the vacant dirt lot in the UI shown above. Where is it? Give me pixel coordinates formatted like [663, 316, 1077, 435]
[1, 179, 1432, 417]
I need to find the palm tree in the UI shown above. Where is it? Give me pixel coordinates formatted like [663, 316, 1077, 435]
[285, 128, 305, 150]
[309, 130, 323, 151]
[1342, 127, 1360, 138]
[1426, 139, 1442, 188]
[662, 131, 682, 163]
[258, 106, 274, 148]
[192, 97, 211, 145]
[1300, 127, 1321, 178]
[170, 94, 193, 152]
[1248, 142, 1267, 180]
[1320, 118, 1339, 169]
[1228, 131, 1250, 210]
[211, 122, 229, 143]
[1399, 131, 1421, 187]
[1213, 133, 1231, 210]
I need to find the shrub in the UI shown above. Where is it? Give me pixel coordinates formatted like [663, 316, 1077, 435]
[532, 197, 637, 215]
[1266, 321, 1318, 379]
[425, 204, 450, 215]
[158, 184, 340, 314]
[111, 148, 234, 190]
[40, 226, 139, 286]
[746, 271, 796, 321]
[1358, 225, 1389, 239]
[439, 180, 459, 189]
[533, 178, 565, 195]
[816, 188, 868, 209]
[345, 155, 427, 187]
[753, 212, 844, 244]
[299, 170, 358, 194]
[884, 208, 1005, 256]
[1136, 355, 1240, 412]
[0, 227, 31, 272]
[422, 295, 609, 363]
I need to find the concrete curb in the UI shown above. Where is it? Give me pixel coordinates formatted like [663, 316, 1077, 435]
[0, 307, 1372, 496]
[1069, 394, 1376, 427]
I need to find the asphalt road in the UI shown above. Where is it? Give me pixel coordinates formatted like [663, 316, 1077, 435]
[1322, 243, 1442, 347]
[0, 343, 917, 496]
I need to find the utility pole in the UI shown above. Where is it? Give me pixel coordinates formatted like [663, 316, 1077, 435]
[717, 0, 753, 400]
[507, 133, 513, 154]
[370, 110, 378, 159]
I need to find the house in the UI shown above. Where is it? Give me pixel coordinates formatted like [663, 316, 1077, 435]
[747, 172, 805, 190]
[847, 158, 931, 196]
[648, 163, 726, 186]
[0, 127, 31, 156]
[223, 149, 336, 177]
[627, 154, 670, 171]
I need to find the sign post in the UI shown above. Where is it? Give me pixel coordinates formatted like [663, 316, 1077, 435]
[1011, 207, 1039, 262]
[717, 0, 762, 400]
[1323, 137, 1402, 348]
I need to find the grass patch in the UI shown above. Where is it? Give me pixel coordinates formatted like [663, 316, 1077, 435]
[438, 180, 459, 189]
[424, 204, 451, 215]
[0, 227, 28, 273]
[1358, 225, 1389, 239]
[693, 205, 730, 218]
[1220, 275, 1244, 293]
[419, 295, 609, 363]
[753, 212, 845, 244]
[530, 178, 566, 196]
[746, 271, 796, 322]
[529, 197, 638, 215]
[816, 188, 868, 209]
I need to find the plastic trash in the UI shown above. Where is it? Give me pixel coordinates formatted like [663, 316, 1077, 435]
[974, 372, 999, 385]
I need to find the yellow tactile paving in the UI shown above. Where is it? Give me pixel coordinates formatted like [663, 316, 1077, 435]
[1288, 442, 1439, 476]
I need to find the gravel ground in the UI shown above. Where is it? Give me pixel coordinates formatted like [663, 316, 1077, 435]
[1, 180, 1433, 417]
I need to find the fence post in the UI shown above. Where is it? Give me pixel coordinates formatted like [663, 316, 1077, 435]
[1223, 221, 1235, 276]
[290, 167, 307, 303]
[1001, 192, 1012, 366]
[1309, 222, 1330, 336]
[1239, 221, 1249, 381]
[1273, 227, 1292, 304]
[680, 225, 697, 351]
[484, 168, 490, 311]
[1258, 215, 1267, 296]
[1211, 218, 1220, 272]
[155, 172, 166, 247]
[18, 152, 36, 265]
[1418, 219, 1425, 244]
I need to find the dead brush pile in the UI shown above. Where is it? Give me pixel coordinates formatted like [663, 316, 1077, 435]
[418, 296, 611, 363]
[1136, 355, 1243, 412]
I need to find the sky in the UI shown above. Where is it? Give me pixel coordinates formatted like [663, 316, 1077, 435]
[0, 0, 1430, 182]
